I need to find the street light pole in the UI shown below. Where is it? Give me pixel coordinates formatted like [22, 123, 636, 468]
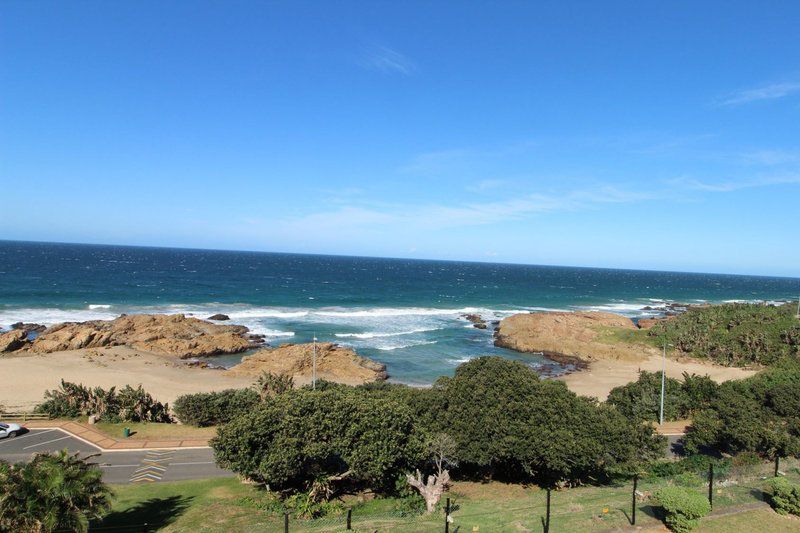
[660, 341, 666, 426]
[312, 333, 317, 390]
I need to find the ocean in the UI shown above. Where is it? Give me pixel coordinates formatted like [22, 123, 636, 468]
[1, 240, 798, 384]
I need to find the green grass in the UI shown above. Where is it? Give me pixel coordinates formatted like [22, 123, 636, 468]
[697, 507, 800, 532]
[92, 420, 217, 441]
[96, 458, 800, 532]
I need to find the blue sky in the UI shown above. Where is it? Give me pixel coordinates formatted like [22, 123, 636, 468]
[1, 1, 799, 277]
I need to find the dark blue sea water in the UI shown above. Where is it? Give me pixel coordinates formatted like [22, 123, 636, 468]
[2, 241, 799, 383]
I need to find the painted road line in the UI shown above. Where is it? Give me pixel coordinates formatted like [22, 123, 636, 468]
[129, 451, 174, 483]
[0, 429, 57, 444]
[100, 464, 141, 468]
[169, 461, 215, 466]
[23, 435, 71, 450]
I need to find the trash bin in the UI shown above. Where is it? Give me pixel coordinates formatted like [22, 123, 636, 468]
[123, 427, 130, 438]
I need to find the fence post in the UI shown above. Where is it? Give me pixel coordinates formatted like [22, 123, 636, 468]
[346, 508, 352, 529]
[708, 464, 714, 510]
[284, 512, 289, 533]
[445, 497, 450, 533]
[775, 455, 780, 477]
[545, 488, 551, 533]
[631, 474, 638, 525]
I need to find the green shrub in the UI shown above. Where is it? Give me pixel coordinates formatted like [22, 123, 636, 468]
[173, 388, 260, 427]
[35, 380, 171, 422]
[212, 387, 422, 497]
[440, 357, 664, 484]
[648, 302, 799, 367]
[655, 486, 711, 532]
[765, 477, 800, 516]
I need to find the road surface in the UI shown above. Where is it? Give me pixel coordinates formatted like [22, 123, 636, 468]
[0, 428, 232, 484]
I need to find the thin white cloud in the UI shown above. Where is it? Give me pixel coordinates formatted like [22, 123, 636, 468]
[719, 82, 800, 106]
[667, 174, 800, 192]
[361, 46, 415, 76]
[741, 149, 800, 166]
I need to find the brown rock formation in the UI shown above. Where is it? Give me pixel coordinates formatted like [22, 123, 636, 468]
[636, 315, 676, 330]
[462, 313, 488, 329]
[226, 342, 388, 385]
[0, 330, 28, 353]
[23, 314, 255, 358]
[494, 311, 658, 363]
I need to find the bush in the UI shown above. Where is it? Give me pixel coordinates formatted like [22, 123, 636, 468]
[648, 302, 799, 367]
[211, 387, 422, 496]
[607, 371, 718, 423]
[35, 380, 171, 422]
[765, 477, 800, 516]
[439, 357, 664, 484]
[655, 486, 711, 532]
[173, 388, 260, 427]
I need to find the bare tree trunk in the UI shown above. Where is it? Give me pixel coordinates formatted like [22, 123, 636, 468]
[406, 468, 450, 514]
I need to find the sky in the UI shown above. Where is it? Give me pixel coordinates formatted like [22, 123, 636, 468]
[1, 1, 799, 277]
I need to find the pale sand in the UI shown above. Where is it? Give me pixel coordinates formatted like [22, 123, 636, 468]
[0, 346, 253, 411]
[1, 345, 761, 412]
[557, 354, 759, 400]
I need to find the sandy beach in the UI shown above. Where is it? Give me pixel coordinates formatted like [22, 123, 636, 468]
[557, 353, 758, 400]
[0, 346, 253, 412]
[1, 341, 761, 412]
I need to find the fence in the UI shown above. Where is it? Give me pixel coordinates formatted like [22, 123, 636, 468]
[280, 456, 800, 532]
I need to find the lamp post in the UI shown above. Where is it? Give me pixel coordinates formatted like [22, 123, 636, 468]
[312, 334, 317, 390]
[660, 342, 673, 426]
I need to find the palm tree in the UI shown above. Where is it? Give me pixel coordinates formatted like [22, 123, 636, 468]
[0, 450, 112, 532]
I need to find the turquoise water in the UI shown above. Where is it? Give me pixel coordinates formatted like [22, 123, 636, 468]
[1, 240, 798, 384]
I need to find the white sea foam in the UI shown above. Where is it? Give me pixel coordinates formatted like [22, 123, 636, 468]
[334, 327, 442, 339]
[374, 340, 438, 351]
[88, 304, 112, 310]
[248, 328, 295, 338]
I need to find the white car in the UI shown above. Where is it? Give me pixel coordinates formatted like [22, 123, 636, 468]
[0, 422, 22, 438]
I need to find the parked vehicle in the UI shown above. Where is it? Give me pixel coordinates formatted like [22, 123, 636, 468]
[0, 422, 23, 438]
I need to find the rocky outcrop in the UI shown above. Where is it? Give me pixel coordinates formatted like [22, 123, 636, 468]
[207, 314, 230, 321]
[0, 330, 28, 353]
[11, 322, 46, 336]
[494, 311, 658, 363]
[636, 315, 676, 330]
[463, 313, 488, 329]
[226, 342, 388, 385]
[20, 314, 259, 358]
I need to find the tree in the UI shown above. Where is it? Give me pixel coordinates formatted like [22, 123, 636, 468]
[0, 451, 112, 532]
[406, 433, 457, 513]
[211, 387, 422, 497]
[440, 357, 664, 485]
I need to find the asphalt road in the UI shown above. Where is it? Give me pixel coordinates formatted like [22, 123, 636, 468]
[0, 428, 232, 484]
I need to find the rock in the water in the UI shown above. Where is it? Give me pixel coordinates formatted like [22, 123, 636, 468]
[207, 314, 230, 321]
[462, 313, 488, 329]
[494, 311, 657, 363]
[0, 330, 28, 352]
[226, 342, 388, 385]
[29, 314, 254, 358]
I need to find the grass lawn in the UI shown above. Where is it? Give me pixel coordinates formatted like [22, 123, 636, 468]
[97, 475, 798, 532]
[698, 507, 800, 532]
[91, 420, 217, 441]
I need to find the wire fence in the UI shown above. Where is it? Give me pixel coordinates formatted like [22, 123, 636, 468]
[288, 456, 800, 532]
[80, 456, 800, 532]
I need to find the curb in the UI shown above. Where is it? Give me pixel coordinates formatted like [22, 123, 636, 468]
[21, 420, 212, 452]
